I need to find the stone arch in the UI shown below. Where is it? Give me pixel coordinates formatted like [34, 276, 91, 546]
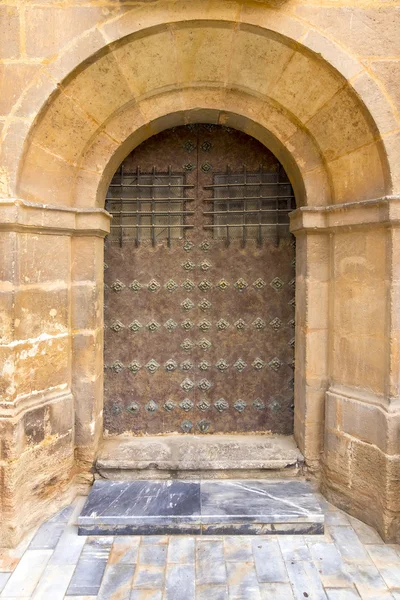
[16, 20, 391, 209]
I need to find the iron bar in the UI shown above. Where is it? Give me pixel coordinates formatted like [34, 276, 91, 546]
[257, 164, 263, 247]
[110, 224, 194, 229]
[108, 183, 194, 189]
[242, 165, 247, 248]
[119, 163, 123, 248]
[204, 181, 290, 189]
[136, 166, 140, 247]
[151, 166, 156, 247]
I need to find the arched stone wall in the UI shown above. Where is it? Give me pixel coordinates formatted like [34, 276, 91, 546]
[1, 9, 400, 546]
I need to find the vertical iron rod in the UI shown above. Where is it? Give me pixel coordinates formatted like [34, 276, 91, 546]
[242, 165, 247, 248]
[136, 166, 140, 247]
[257, 164, 263, 247]
[151, 166, 156, 247]
[119, 163, 124, 248]
[167, 165, 171, 248]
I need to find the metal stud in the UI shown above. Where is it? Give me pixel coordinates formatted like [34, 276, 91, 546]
[215, 359, 229, 372]
[110, 320, 124, 333]
[129, 320, 143, 333]
[201, 140, 212, 152]
[198, 338, 212, 350]
[164, 318, 178, 332]
[182, 260, 196, 271]
[289, 298, 296, 308]
[129, 280, 142, 292]
[127, 402, 140, 414]
[183, 140, 196, 153]
[201, 162, 212, 173]
[164, 359, 178, 372]
[269, 399, 281, 412]
[183, 163, 195, 172]
[197, 399, 210, 411]
[200, 260, 212, 271]
[199, 240, 211, 252]
[181, 298, 195, 311]
[148, 279, 161, 293]
[216, 319, 229, 331]
[268, 357, 283, 372]
[198, 379, 212, 391]
[270, 277, 284, 292]
[217, 279, 230, 290]
[289, 278, 295, 288]
[181, 378, 194, 392]
[252, 357, 266, 370]
[112, 403, 122, 415]
[164, 400, 176, 412]
[288, 338, 295, 348]
[180, 398, 194, 411]
[183, 241, 195, 252]
[104, 263, 109, 270]
[181, 338, 194, 352]
[181, 360, 194, 371]
[214, 398, 229, 412]
[197, 419, 210, 433]
[181, 420, 193, 433]
[252, 318, 266, 330]
[288, 319, 295, 329]
[234, 318, 247, 331]
[110, 360, 124, 373]
[181, 319, 194, 331]
[234, 399, 247, 413]
[234, 358, 247, 372]
[269, 317, 282, 332]
[253, 398, 265, 410]
[145, 359, 160, 374]
[147, 320, 160, 332]
[198, 299, 212, 311]
[198, 360, 210, 371]
[198, 279, 212, 292]
[198, 319, 212, 331]
[165, 279, 178, 293]
[111, 280, 125, 293]
[182, 279, 195, 292]
[234, 278, 248, 292]
[145, 400, 159, 412]
[128, 360, 141, 374]
[253, 278, 266, 290]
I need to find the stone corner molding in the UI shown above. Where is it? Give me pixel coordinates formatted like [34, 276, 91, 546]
[290, 195, 400, 234]
[0, 198, 111, 237]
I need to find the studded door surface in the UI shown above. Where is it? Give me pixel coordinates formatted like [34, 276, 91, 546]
[104, 125, 295, 436]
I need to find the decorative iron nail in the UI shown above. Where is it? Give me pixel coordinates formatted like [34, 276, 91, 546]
[198, 279, 212, 292]
[145, 359, 160, 374]
[198, 299, 212, 311]
[269, 399, 281, 412]
[288, 338, 295, 348]
[181, 360, 194, 371]
[126, 402, 139, 414]
[110, 360, 124, 373]
[198, 378, 212, 391]
[201, 140, 212, 152]
[292, 258, 296, 268]
[270, 277, 284, 292]
[289, 358, 295, 369]
[181, 298, 195, 311]
[289, 298, 296, 307]
[164, 318, 178, 332]
[181, 378, 194, 392]
[180, 398, 194, 411]
[147, 320, 160, 332]
[182, 260, 196, 271]
[215, 359, 229, 372]
[288, 319, 295, 329]
[183, 140, 196, 153]
[199, 240, 211, 252]
[128, 360, 141, 374]
[112, 404, 122, 415]
[111, 280, 125, 293]
[129, 280, 142, 292]
[289, 278, 295, 288]
[203, 124, 216, 132]
[164, 359, 178, 372]
[148, 279, 161, 293]
[104, 263, 109, 270]
[217, 279, 229, 290]
[181, 319, 194, 331]
[252, 318, 266, 330]
[164, 400, 176, 412]
[110, 320, 124, 333]
[183, 163, 195, 171]
[268, 357, 283, 372]
[182, 279, 195, 291]
[181, 420, 193, 433]
[201, 162, 212, 173]
[269, 317, 282, 331]
[253, 278, 266, 290]
[181, 338, 194, 351]
[165, 279, 178, 293]
[234, 318, 247, 331]
[145, 400, 159, 413]
[234, 399, 247, 413]
[216, 318, 229, 331]
[214, 398, 229, 412]
[234, 358, 247, 372]
[198, 338, 212, 350]
[252, 357, 266, 370]
[197, 419, 210, 433]
[197, 399, 210, 411]
[234, 278, 248, 292]
[183, 241, 195, 252]
[129, 320, 143, 333]
[253, 398, 265, 410]
[198, 319, 211, 331]
[198, 360, 210, 371]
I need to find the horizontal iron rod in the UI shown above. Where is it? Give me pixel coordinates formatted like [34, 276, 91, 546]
[108, 183, 194, 189]
[203, 209, 292, 215]
[110, 224, 194, 229]
[109, 210, 194, 216]
[106, 197, 194, 202]
[204, 182, 291, 188]
[203, 223, 291, 228]
[203, 195, 295, 201]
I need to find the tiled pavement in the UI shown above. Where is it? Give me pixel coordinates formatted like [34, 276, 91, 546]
[1, 494, 400, 599]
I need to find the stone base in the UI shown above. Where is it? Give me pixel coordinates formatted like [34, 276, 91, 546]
[96, 434, 304, 480]
[78, 479, 324, 536]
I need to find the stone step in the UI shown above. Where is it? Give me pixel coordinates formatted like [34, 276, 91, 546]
[78, 479, 324, 536]
[96, 434, 304, 480]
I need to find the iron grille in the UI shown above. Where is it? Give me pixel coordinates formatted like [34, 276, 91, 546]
[203, 165, 295, 246]
[105, 166, 194, 246]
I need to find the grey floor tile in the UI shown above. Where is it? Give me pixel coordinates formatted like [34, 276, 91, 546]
[97, 563, 135, 600]
[110, 537, 140, 565]
[223, 537, 253, 562]
[49, 525, 87, 566]
[1, 549, 53, 597]
[226, 561, 260, 598]
[325, 511, 352, 527]
[310, 542, 352, 587]
[132, 565, 165, 589]
[346, 563, 388, 598]
[0, 572, 10, 593]
[259, 582, 295, 599]
[286, 560, 328, 600]
[130, 591, 163, 600]
[366, 543, 400, 566]
[252, 539, 288, 583]
[347, 517, 383, 545]
[278, 535, 311, 561]
[325, 590, 361, 599]
[141, 536, 168, 545]
[165, 563, 195, 600]
[31, 564, 75, 600]
[66, 538, 112, 596]
[330, 527, 372, 564]
[29, 520, 65, 550]
[48, 504, 75, 523]
[196, 540, 226, 585]
[167, 537, 195, 564]
[196, 584, 228, 600]
[139, 543, 168, 566]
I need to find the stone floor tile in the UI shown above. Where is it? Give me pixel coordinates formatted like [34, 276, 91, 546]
[48, 503, 75, 523]
[1, 549, 53, 597]
[325, 589, 361, 599]
[97, 563, 135, 600]
[224, 537, 253, 562]
[68, 497, 90, 526]
[196, 540, 226, 585]
[226, 561, 260, 598]
[376, 564, 400, 588]
[132, 565, 165, 589]
[165, 563, 195, 600]
[391, 593, 400, 600]
[0, 572, 10, 592]
[141, 536, 168, 545]
[196, 584, 228, 600]
[167, 537, 195, 564]
[259, 582, 294, 599]
[325, 511, 352, 527]
[346, 563, 388, 598]
[278, 535, 311, 561]
[310, 542, 353, 587]
[31, 564, 76, 600]
[139, 543, 168, 566]
[286, 560, 328, 600]
[29, 520, 65, 550]
[66, 538, 112, 596]
[366, 543, 400, 566]
[347, 518, 384, 545]
[130, 591, 163, 600]
[65, 597, 98, 600]
[252, 539, 288, 583]
[110, 537, 140, 565]
[330, 527, 372, 564]
[49, 524, 87, 566]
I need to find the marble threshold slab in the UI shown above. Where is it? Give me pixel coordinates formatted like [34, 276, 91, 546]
[78, 479, 324, 535]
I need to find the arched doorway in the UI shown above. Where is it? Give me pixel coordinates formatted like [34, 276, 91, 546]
[103, 124, 296, 437]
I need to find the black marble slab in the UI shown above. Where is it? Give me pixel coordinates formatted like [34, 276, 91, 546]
[78, 479, 324, 536]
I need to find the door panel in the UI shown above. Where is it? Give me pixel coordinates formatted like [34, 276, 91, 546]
[103, 125, 295, 436]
